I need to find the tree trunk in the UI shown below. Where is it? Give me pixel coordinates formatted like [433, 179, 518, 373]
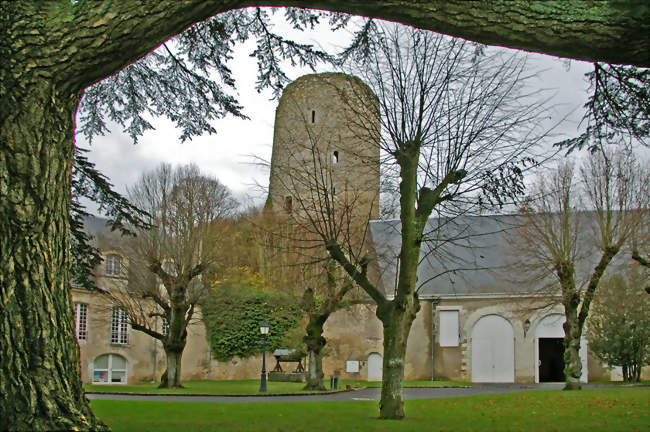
[376, 301, 418, 419]
[562, 308, 582, 390]
[160, 348, 184, 388]
[159, 308, 188, 388]
[303, 313, 328, 391]
[0, 80, 106, 429]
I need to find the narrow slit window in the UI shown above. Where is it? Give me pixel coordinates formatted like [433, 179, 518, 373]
[311, 110, 315, 123]
[332, 151, 339, 164]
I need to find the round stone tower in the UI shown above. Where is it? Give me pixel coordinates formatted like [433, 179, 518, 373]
[267, 73, 380, 220]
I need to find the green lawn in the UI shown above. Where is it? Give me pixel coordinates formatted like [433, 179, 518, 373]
[85, 379, 467, 395]
[91, 388, 649, 432]
[589, 380, 650, 386]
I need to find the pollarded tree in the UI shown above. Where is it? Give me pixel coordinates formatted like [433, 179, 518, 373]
[516, 148, 646, 390]
[2, 2, 648, 429]
[307, 24, 553, 419]
[103, 163, 237, 388]
[588, 267, 650, 382]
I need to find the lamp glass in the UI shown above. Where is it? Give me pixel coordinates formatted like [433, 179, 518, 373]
[260, 322, 269, 335]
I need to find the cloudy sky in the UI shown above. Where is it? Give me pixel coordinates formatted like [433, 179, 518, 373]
[77, 14, 593, 214]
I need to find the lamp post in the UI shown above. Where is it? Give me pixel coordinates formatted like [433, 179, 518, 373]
[259, 321, 269, 393]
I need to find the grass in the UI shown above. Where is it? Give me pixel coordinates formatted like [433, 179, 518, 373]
[85, 379, 467, 395]
[589, 380, 650, 386]
[91, 388, 649, 432]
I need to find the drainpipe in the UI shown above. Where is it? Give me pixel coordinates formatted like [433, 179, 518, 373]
[152, 320, 158, 382]
[431, 298, 440, 381]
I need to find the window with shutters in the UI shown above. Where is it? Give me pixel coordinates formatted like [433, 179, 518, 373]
[439, 309, 460, 347]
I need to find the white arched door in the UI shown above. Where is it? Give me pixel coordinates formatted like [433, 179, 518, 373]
[471, 315, 514, 383]
[367, 353, 382, 381]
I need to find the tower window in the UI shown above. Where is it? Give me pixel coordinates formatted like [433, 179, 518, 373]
[311, 110, 315, 123]
[284, 196, 293, 212]
[332, 151, 339, 164]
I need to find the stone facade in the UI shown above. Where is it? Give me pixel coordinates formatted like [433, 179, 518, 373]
[70, 250, 213, 385]
[267, 72, 380, 220]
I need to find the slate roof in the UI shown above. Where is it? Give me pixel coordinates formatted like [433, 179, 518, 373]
[368, 214, 609, 299]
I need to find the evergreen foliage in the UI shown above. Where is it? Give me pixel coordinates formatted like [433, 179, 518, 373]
[70, 147, 150, 290]
[588, 268, 650, 382]
[77, 8, 347, 144]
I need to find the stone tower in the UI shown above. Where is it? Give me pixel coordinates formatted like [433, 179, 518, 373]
[267, 73, 380, 221]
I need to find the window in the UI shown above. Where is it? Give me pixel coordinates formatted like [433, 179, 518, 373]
[311, 110, 316, 123]
[93, 354, 127, 384]
[439, 309, 460, 347]
[105, 254, 122, 277]
[73, 303, 88, 341]
[284, 196, 293, 212]
[332, 150, 339, 164]
[111, 308, 129, 345]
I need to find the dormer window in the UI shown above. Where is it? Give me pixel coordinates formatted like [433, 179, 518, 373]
[105, 254, 122, 277]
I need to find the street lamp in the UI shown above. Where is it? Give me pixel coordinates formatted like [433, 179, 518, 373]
[259, 321, 269, 393]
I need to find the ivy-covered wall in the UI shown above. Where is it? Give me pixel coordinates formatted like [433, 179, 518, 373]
[203, 273, 304, 362]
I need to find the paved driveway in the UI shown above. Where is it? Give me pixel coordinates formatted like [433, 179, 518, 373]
[86, 383, 570, 403]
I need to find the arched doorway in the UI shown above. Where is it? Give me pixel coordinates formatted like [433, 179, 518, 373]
[93, 354, 127, 384]
[535, 314, 588, 383]
[367, 353, 382, 381]
[471, 315, 514, 382]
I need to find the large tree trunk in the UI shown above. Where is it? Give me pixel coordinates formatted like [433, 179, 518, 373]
[160, 348, 184, 388]
[303, 313, 329, 391]
[0, 81, 106, 429]
[159, 308, 188, 388]
[376, 301, 418, 419]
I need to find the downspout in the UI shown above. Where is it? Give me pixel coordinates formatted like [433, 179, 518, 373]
[431, 298, 440, 381]
[152, 320, 158, 382]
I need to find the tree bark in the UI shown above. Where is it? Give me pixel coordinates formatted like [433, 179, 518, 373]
[303, 313, 328, 391]
[562, 309, 583, 390]
[160, 348, 184, 388]
[0, 79, 107, 430]
[159, 307, 188, 388]
[557, 262, 582, 390]
[376, 301, 418, 419]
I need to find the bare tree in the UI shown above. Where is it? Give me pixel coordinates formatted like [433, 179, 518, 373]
[277, 24, 554, 419]
[102, 163, 237, 388]
[515, 148, 645, 390]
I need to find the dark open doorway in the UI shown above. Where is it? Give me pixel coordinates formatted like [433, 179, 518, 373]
[538, 337, 565, 382]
